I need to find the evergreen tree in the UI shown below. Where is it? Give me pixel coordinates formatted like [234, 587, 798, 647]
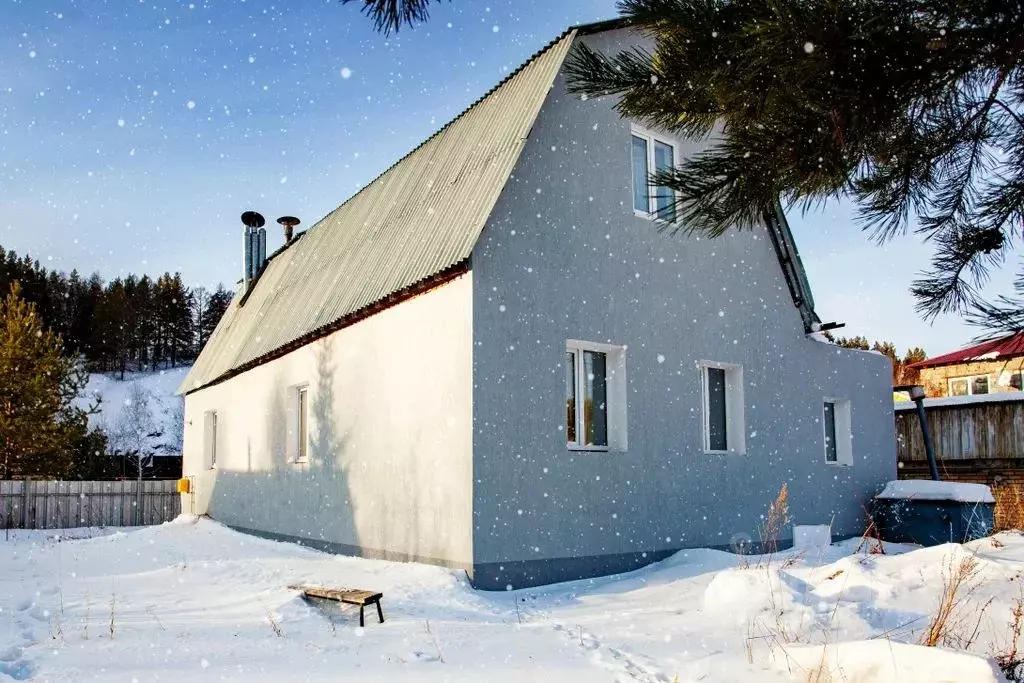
[565, 0, 1024, 334]
[0, 283, 94, 479]
[341, 0, 443, 34]
[198, 284, 233, 349]
[0, 243, 227, 370]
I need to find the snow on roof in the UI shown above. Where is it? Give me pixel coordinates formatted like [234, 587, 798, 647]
[910, 331, 1024, 369]
[893, 391, 1024, 411]
[876, 480, 995, 503]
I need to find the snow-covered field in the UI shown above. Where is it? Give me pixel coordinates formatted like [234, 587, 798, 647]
[1, 519, 1021, 682]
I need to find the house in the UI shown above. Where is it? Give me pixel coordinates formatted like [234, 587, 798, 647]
[908, 333, 1024, 398]
[178, 20, 895, 590]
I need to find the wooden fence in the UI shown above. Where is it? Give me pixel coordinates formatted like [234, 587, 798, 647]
[0, 480, 181, 530]
[895, 396, 1024, 462]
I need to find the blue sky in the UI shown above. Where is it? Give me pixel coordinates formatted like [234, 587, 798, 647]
[1, 0, 1017, 356]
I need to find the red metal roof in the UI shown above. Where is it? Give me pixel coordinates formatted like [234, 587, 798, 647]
[910, 332, 1024, 369]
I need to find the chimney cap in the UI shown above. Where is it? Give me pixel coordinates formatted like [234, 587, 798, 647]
[241, 210, 266, 228]
[277, 216, 301, 228]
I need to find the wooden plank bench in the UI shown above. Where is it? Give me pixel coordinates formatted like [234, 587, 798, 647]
[288, 584, 385, 627]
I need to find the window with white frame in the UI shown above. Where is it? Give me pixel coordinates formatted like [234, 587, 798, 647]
[287, 384, 310, 463]
[566, 340, 627, 451]
[699, 362, 745, 454]
[823, 399, 853, 465]
[203, 410, 218, 469]
[949, 374, 989, 396]
[631, 129, 676, 221]
[297, 386, 309, 462]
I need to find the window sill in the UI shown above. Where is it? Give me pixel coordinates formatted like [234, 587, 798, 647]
[567, 444, 611, 453]
[825, 461, 852, 467]
[703, 449, 746, 456]
[633, 209, 677, 226]
[292, 458, 309, 465]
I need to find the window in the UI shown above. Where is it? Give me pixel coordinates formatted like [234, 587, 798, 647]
[948, 374, 990, 396]
[287, 384, 310, 463]
[297, 386, 309, 462]
[823, 401, 837, 463]
[203, 410, 218, 469]
[699, 362, 745, 454]
[822, 399, 853, 466]
[566, 340, 627, 451]
[631, 130, 676, 221]
[1011, 371, 1023, 391]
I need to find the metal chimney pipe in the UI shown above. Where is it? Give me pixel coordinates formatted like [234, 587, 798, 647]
[240, 211, 266, 290]
[257, 227, 267, 271]
[277, 216, 301, 244]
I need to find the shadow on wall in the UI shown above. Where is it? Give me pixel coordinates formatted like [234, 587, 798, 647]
[202, 338, 360, 551]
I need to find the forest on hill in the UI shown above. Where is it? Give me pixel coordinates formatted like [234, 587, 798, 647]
[0, 244, 233, 377]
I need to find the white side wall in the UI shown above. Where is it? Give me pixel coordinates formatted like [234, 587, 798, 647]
[181, 273, 473, 568]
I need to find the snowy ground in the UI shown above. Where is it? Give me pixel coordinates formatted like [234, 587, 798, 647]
[1, 519, 1021, 682]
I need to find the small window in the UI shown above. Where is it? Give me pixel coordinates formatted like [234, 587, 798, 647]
[566, 340, 627, 451]
[700, 362, 745, 454]
[203, 410, 218, 469]
[948, 374, 990, 396]
[822, 399, 853, 466]
[631, 129, 676, 220]
[1011, 371, 1023, 391]
[287, 384, 310, 463]
[823, 401, 838, 463]
[297, 386, 309, 462]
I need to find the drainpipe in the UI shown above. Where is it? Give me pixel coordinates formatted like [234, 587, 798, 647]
[897, 384, 940, 481]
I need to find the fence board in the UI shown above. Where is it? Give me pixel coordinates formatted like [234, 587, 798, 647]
[0, 480, 180, 530]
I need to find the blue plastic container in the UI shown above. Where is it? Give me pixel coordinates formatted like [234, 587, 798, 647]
[873, 481, 995, 546]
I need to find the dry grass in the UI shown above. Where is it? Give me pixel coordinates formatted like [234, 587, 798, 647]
[921, 553, 991, 648]
[996, 596, 1024, 681]
[266, 610, 284, 637]
[108, 593, 116, 640]
[994, 483, 1024, 532]
[759, 484, 790, 560]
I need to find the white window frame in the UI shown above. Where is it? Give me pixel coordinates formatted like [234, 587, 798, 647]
[948, 374, 990, 396]
[287, 383, 310, 464]
[565, 340, 628, 453]
[823, 398, 853, 466]
[699, 361, 745, 455]
[630, 126, 678, 222]
[203, 410, 218, 470]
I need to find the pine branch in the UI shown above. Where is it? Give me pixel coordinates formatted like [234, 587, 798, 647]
[340, 0, 444, 35]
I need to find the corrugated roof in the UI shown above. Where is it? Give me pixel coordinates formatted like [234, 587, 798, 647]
[909, 332, 1024, 369]
[180, 29, 578, 395]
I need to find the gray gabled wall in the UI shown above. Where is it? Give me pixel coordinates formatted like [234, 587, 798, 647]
[469, 27, 895, 590]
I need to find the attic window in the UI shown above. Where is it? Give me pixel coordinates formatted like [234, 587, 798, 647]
[631, 129, 676, 222]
